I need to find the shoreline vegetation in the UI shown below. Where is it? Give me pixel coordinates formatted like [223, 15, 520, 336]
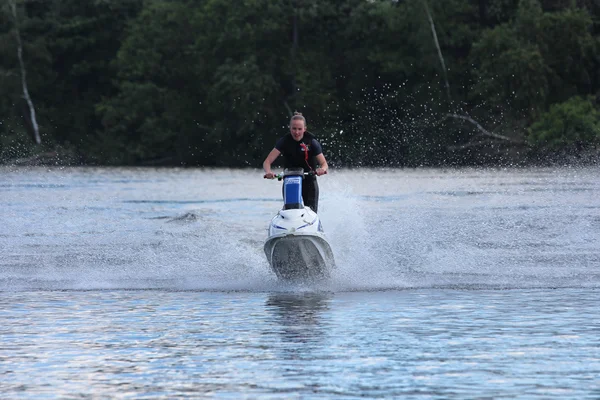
[4, 146, 598, 169]
[1, 1, 599, 168]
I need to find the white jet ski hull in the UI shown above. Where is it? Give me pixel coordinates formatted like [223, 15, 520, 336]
[264, 232, 335, 282]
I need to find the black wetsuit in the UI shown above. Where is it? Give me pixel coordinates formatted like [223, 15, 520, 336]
[275, 132, 323, 212]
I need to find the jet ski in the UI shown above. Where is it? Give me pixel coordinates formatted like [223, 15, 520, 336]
[264, 168, 335, 282]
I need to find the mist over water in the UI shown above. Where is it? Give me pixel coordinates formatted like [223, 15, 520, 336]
[1, 166, 598, 291]
[323, 167, 599, 290]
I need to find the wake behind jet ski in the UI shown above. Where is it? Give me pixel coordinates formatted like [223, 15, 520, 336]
[264, 168, 335, 283]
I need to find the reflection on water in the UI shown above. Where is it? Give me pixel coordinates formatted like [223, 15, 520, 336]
[1, 289, 599, 399]
[266, 292, 331, 344]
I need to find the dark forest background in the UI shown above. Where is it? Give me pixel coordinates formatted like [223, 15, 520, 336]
[1, 0, 599, 167]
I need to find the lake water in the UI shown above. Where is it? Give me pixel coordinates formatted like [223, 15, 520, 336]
[1, 166, 599, 398]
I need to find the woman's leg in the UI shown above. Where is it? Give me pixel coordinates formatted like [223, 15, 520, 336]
[302, 178, 319, 213]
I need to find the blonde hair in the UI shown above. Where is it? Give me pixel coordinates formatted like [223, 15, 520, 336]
[290, 111, 306, 127]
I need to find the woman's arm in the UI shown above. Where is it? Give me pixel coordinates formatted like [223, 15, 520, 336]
[263, 148, 281, 178]
[315, 153, 328, 176]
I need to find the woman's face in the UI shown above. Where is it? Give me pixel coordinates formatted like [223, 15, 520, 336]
[290, 120, 306, 141]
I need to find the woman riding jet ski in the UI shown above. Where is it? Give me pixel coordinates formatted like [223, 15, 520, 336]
[262, 112, 334, 281]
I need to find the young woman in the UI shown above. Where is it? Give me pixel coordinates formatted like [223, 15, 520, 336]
[263, 112, 329, 212]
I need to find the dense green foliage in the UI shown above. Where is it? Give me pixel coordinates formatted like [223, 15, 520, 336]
[1, 0, 599, 166]
[528, 96, 600, 148]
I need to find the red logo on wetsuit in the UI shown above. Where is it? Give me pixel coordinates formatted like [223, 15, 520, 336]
[300, 143, 310, 152]
[299, 142, 313, 172]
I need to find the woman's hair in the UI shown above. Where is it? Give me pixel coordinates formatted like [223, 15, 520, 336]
[290, 111, 306, 127]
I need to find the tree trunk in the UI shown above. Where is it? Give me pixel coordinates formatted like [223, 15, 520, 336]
[422, 0, 451, 105]
[289, 1, 299, 115]
[9, 0, 41, 145]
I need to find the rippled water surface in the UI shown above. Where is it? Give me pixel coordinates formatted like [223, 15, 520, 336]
[1, 166, 599, 398]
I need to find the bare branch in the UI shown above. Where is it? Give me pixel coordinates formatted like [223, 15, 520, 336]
[447, 113, 523, 144]
[447, 139, 508, 151]
[0, 68, 16, 77]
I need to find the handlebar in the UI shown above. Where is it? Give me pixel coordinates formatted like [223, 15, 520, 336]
[263, 170, 327, 180]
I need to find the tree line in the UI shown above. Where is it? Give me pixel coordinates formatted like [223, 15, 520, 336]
[1, 0, 599, 167]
